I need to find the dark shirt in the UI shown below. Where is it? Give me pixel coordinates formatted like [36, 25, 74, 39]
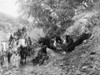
[55, 36, 63, 44]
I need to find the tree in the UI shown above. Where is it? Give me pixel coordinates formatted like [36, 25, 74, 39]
[17, 0, 95, 38]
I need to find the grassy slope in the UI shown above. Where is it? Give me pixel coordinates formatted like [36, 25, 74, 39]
[1, 2, 100, 75]
[61, 8, 100, 75]
[26, 8, 100, 75]
[5, 8, 99, 75]
[18, 10, 100, 75]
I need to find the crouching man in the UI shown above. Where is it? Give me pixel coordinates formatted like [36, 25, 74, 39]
[37, 45, 49, 65]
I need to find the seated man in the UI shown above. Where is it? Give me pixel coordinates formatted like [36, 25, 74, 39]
[65, 35, 74, 45]
[55, 35, 63, 44]
[38, 36, 51, 47]
[65, 32, 91, 52]
[52, 35, 63, 50]
[62, 35, 75, 52]
[74, 32, 92, 47]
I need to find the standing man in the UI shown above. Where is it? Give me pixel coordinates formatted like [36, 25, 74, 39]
[0, 43, 4, 71]
[7, 51, 12, 64]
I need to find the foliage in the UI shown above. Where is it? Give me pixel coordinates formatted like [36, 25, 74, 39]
[17, 0, 96, 38]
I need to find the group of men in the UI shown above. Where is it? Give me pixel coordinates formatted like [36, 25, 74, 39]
[0, 27, 33, 70]
[35, 32, 92, 65]
[0, 26, 92, 69]
[8, 27, 33, 65]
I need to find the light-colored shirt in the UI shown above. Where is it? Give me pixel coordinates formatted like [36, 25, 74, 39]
[18, 39, 27, 47]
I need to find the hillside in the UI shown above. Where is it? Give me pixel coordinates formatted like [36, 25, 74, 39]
[1, 1, 100, 75]
[0, 12, 29, 41]
[0, 12, 17, 41]
[2, 9, 100, 75]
